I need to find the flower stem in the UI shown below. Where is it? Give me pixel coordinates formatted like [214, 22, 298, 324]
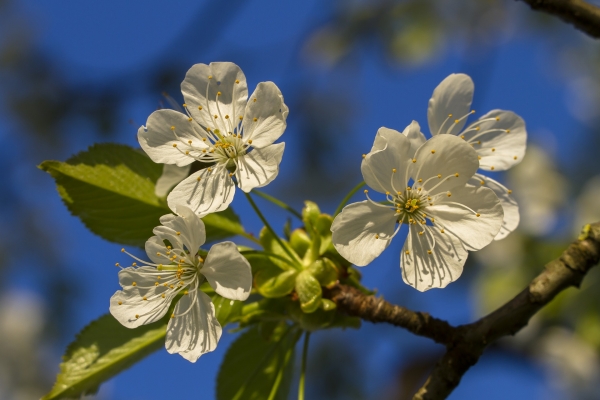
[298, 331, 310, 400]
[253, 189, 303, 220]
[244, 192, 300, 266]
[334, 181, 365, 217]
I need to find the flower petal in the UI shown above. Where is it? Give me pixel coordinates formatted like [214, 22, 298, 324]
[361, 128, 412, 194]
[402, 120, 427, 156]
[202, 241, 252, 301]
[235, 143, 285, 193]
[155, 164, 191, 198]
[158, 206, 207, 254]
[400, 226, 468, 292]
[145, 236, 173, 264]
[471, 173, 519, 240]
[165, 290, 222, 362]
[243, 82, 288, 148]
[465, 110, 527, 172]
[331, 200, 398, 266]
[410, 134, 479, 195]
[428, 73, 474, 136]
[182, 62, 248, 135]
[110, 267, 176, 328]
[427, 184, 503, 251]
[167, 164, 235, 218]
[138, 109, 208, 167]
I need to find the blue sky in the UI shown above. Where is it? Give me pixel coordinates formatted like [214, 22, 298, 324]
[4, 0, 593, 398]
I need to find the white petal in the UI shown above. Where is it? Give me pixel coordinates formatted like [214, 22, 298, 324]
[402, 120, 427, 156]
[428, 74, 474, 136]
[138, 109, 208, 167]
[145, 236, 173, 264]
[181, 62, 248, 135]
[202, 242, 252, 301]
[410, 134, 479, 195]
[167, 165, 235, 218]
[400, 226, 468, 292]
[331, 200, 398, 266]
[155, 164, 191, 198]
[427, 185, 503, 251]
[236, 143, 285, 193]
[109, 267, 176, 328]
[361, 128, 412, 194]
[159, 206, 206, 253]
[243, 82, 288, 148]
[471, 173, 519, 240]
[165, 291, 222, 362]
[466, 110, 527, 172]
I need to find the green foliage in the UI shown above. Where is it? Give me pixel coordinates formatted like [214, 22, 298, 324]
[43, 314, 168, 400]
[45, 291, 242, 400]
[307, 258, 338, 287]
[39, 143, 244, 247]
[216, 324, 301, 400]
[255, 268, 298, 298]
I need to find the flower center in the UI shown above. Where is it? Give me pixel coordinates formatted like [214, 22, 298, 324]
[393, 189, 429, 225]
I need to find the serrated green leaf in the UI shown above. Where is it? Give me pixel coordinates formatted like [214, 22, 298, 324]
[44, 314, 168, 400]
[216, 324, 301, 400]
[39, 143, 243, 247]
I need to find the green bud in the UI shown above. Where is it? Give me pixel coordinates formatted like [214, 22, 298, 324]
[255, 268, 297, 298]
[320, 298, 336, 311]
[289, 229, 311, 258]
[295, 270, 322, 313]
[307, 258, 338, 287]
[302, 201, 321, 237]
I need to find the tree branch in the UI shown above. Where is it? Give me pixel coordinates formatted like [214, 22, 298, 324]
[517, 0, 600, 38]
[326, 222, 600, 399]
[326, 283, 457, 345]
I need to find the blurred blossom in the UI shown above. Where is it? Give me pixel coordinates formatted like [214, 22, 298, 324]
[508, 145, 567, 236]
[565, 77, 600, 124]
[573, 175, 600, 235]
[0, 290, 49, 400]
[534, 327, 600, 400]
[474, 230, 525, 269]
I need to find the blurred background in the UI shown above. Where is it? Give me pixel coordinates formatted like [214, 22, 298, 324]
[2, 0, 600, 399]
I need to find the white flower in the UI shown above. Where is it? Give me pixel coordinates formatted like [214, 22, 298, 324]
[424, 73, 527, 240]
[109, 205, 252, 362]
[138, 62, 288, 217]
[331, 132, 503, 291]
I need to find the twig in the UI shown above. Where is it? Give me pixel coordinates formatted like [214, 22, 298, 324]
[517, 0, 600, 38]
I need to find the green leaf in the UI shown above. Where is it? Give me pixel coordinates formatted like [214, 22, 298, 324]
[307, 258, 338, 287]
[216, 324, 301, 400]
[39, 143, 244, 247]
[43, 314, 168, 400]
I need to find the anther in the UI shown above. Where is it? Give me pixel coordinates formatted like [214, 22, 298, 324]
[208, 75, 212, 79]
[495, 116, 500, 121]
[480, 180, 485, 185]
[121, 248, 125, 252]
[405, 250, 410, 255]
[460, 135, 465, 139]
[513, 156, 518, 160]
[437, 174, 442, 178]
[506, 129, 511, 133]
[431, 150, 436, 154]
[155, 282, 159, 286]
[188, 117, 193, 122]
[217, 91, 222, 96]
[170, 126, 175, 131]
[454, 173, 459, 177]
[183, 103, 187, 108]
[198, 106, 203, 110]
[115, 262, 120, 267]
[253, 98, 257, 102]
[441, 229, 445, 233]
[248, 140, 253, 144]
[225, 115, 229, 119]
[185, 151, 189, 155]
[508, 189, 513, 194]
[406, 186, 411, 191]
[143, 296, 147, 301]
[173, 143, 177, 147]
[161, 294, 165, 298]
[171, 313, 175, 319]
[447, 192, 452, 197]
[118, 301, 122, 305]
[132, 282, 137, 286]
[478, 156, 482, 160]
[362, 154, 366, 159]
[418, 178, 423, 183]
[253, 117, 258, 122]
[176, 231, 181, 236]
[412, 158, 417, 163]
[239, 116, 243, 120]
[491, 148, 496, 152]
[132, 262, 137, 266]
[364, 189, 368, 194]
[427, 250, 432, 255]
[229, 172, 234, 177]
[135, 314, 140, 319]
[448, 114, 453, 117]
[235, 79, 240, 84]
[392, 168, 396, 173]
[471, 110, 475, 114]
[214, 115, 218, 119]
[375, 234, 379, 239]
[454, 120, 459, 124]
[418, 231, 424, 235]
[490, 166, 495, 170]
[476, 213, 481, 217]
[197, 177, 201, 181]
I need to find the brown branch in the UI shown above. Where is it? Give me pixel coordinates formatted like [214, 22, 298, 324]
[517, 0, 600, 38]
[326, 223, 600, 399]
[326, 283, 457, 345]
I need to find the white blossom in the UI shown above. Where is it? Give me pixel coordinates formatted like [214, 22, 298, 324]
[331, 132, 503, 291]
[138, 62, 288, 217]
[426, 73, 527, 240]
[109, 205, 252, 362]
